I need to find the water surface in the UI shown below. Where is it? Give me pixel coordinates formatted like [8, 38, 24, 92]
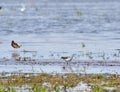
[0, 0, 120, 60]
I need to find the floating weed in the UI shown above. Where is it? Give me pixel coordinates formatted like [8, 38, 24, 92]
[7, 22, 13, 26]
[74, 7, 82, 16]
[76, 11, 82, 16]
[82, 42, 85, 48]
[39, 68, 44, 73]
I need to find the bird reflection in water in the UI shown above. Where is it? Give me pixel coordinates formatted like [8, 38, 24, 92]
[62, 65, 73, 73]
[12, 52, 20, 60]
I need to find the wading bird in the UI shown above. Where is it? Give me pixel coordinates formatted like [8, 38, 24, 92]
[11, 40, 21, 48]
[61, 54, 75, 65]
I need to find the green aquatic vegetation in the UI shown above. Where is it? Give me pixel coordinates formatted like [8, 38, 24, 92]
[8, 87, 16, 92]
[74, 7, 82, 16]
[82, 42, 85, 48]
[0, 73, 120, 92]
[91, 84, 106, 92]
[1, 71, 7, 77]
[0, 86, 16, 92]
[91, 83, 120, 92]
[64, 74, 80, 87]
[39, 68, 44, 73]
[76, 11, 82, 16]
[86, 52, 93, 59]
[81, 74, 105, 83]
[33, 85, 47, 92]
[7, 22, 13, 26]
[0, 86, 4, 92]
[54, 84, 60, 92]
[104, 82, 120, 87]
[90, 74, 105, 80]
[115, 88, 120, 92]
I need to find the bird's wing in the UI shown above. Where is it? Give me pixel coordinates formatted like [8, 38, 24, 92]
[61, 57, 68, 59]
[14, 42, 19, 46]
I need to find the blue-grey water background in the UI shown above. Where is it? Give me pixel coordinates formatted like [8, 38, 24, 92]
[0, 0, 120, 60]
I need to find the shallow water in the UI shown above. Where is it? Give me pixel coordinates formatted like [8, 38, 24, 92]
[0, 0, 120, 60]
[0, 59, 120, 74]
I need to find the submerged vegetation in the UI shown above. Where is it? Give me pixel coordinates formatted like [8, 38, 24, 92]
[0, 73, 119, 92]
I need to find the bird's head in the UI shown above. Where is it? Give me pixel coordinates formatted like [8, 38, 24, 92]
[12, 40, 14, 43]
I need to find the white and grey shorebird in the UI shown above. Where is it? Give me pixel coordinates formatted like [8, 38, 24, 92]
[61, 54, 75, 65]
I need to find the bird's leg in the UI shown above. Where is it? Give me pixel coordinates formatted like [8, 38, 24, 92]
[66, 61, 69, 65]
[68, 61, 71, 66]
[66, 61, 71, 66]
[67, 61, 69, 66]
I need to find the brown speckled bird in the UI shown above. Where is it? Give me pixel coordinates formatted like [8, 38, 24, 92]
[11, 40, 21, 48]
